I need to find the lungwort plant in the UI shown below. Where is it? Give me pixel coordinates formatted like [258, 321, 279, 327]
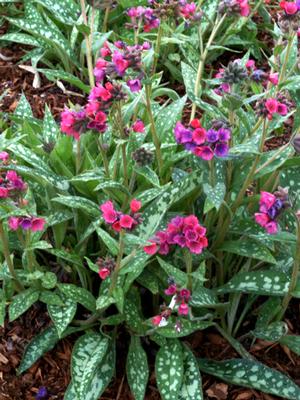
[1, 1, 300, 399]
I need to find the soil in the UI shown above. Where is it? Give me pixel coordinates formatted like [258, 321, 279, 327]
[0, 301, 299, 400]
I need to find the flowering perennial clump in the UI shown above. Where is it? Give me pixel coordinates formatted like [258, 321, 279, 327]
[144, 215, 208, 255]
[255, 97, 289, 120]
[100, 199, 142, 232]
[174, 119, 231, 160]
[255, 189, 289, 234]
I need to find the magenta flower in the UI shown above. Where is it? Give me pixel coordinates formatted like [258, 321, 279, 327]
[0, 152, 9, 162]
[254, 191, 287, 235]
[178, 302, 189, 316]
[60, 108, 86, 140]
[127, 79, 142, 92]
[100, 200, 142, 232]
[280, 1, 298, 14]
[132, 120, 145, 133]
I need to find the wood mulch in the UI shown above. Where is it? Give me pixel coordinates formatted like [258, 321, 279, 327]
[0, 300, 299, 400]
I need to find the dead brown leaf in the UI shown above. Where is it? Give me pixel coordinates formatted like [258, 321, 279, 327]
[206, 383, 228, 399]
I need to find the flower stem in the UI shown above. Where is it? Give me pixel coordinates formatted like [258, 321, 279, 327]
[145, 84, 163, 176]
[76, 139, 81, 174]
[184, 249, 193, 291]
[97, 136, 110, 178]
[102, 6, 110, 33]
[80, 0, 95, 88]
[0, 221, 23, 292]
[277, 216, 300, 320]
[278, 32, 296, 86]
[190, 14, 226, 122]
[109, 230, 126, 295]
[152, 25, 163, 74]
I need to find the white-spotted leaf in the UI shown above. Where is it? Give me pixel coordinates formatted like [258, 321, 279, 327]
[126, 336, 149, 400]
[179, 345, 203, 400]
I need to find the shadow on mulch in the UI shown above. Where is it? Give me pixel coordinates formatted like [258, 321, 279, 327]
[0, 301, 299, 400]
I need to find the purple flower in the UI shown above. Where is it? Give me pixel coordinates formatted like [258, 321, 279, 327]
[218, 128, 231, 142]
[19, 218, 32, 230]
[215, 143, 229, 157]
[174, 122, 192, 144]
[35, 387, 48, 400]
[206, 129, 219, 143]
[127, 79, 142, 92]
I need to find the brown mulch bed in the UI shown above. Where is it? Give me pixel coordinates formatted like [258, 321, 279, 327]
[0, 301, 299, 400]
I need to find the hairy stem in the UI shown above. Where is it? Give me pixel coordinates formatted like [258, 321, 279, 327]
[109, 230, 126, 295]
[0, 221, 23, 292]
[97, 136, 110, 178]
[80, 0, 95, 87]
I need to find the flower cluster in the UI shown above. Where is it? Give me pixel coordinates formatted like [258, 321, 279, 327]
[0, 170, 27, 199]
[218, 0, 250, 17]
[8, 216, 46, 232]
[96, 257, 116, 280]
[127, 6, 160, 32]
[255, 97, 288, 120]
[174, 119, 231, 160]
[255, 189, 289, 234]
[94, 41, 150, 91]
[214, 59, 278, 96]
[100, 199, 142, 232]
[280, 1, 299, 15]
[152, 282, 192, 327]
[144, 215, 208, 255]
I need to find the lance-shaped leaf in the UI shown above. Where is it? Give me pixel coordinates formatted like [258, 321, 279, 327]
[48, 294, 77, 337]
[65, 340, 115, 400]
[126, 336, 149, 400]
[198, 358, 300, 400]
[157, 257, 187, 287]
[219, 240, 276, 264]
[155, 339, 184, 400]
[217, 271, 290, 296]
[43, 105, 60, 143]
[9, 289, 40, 322]
[252, 321, 288, 342]
[203, 182, 226, 212]
[155, 319, 213, 338]
[58, 284, 96, 312]
[52, 196, 100, 217]
[18, 325, 59, 374]
[71, 333, 109, 400]
[38, 69, 90, 93]
[179, 345, 203, 400]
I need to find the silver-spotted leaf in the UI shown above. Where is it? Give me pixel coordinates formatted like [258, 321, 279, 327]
[126, 336, 149, 400]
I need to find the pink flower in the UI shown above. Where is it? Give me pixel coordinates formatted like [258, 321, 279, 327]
[238, 0, 250, 16]
[192, 128, 206, 145]
[194, 146, 214, 160]
[99, 267, 111, 280]
[280, 1, 298, 14]
[265, 98, 278, 114]
[165, 284, 177, 296]
[152, 315, 162, 326]
[255, 212, 269, 227]
[127, 79, 142, 92]
[143, 242, 158, 255]
[180, 289, 191, 301]
[8, 217, 20, 230]
[265, 221, 278, 234]
[246, 60, 256, 69]
[260, 191, 276, 210]
[268, 73, 279, 85]
[178, 302, 189, 316]
[6, 170, 18, 182]
[0, 187, 9, 198]
[0, 151, 9, 162]
[89, 84, 112, 101]
[277, 103, 288, 116]
[132, 120, 145, 133]
[190, 119, 201, 129]
[100, 201, 117, 224]
[112, 51, 129, 75]
[119, 214, 134, 229]
[112, 221, 122, 232]
[130, 199, 141, 213]
[31, 217, 46, 232]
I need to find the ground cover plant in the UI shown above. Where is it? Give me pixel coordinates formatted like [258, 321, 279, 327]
[1, 0, 300, 399]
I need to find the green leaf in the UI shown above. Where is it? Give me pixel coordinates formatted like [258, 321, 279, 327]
[94, 180, 130, 195]
[155, 96, 187, 143]
[0, 290, 5, 327]
[219, 240, 276, 264]
[157, 257, 187, 287]
[126, 336, 149, 400]
[42, 272, 57, 289]
[217, 271, 290, 296]
[85, 257, 99, 274]
[1, 33, 43, 47]
[135, 165, 160, 187]
[198, 358, 300, 400]
[43, 104, 60, 143]
[96, 295, 115, 310]
[71, 333, 109, 400]
[9, 289, 40, 322]
[113, 287, 124, 313]
[190, 287, 219, 308]
[39, 291, 64, 306]
[252, 322, 288, 342]
[14, 93, 33, 118]
[58, 284, 96, 312]
[18, 325, 59, 374]
[96, 226, 119, 256]
[179, 345, 203, 400]
[155, 339, 184, 400]
[156, 319, 212, 338]
[65, 340, 115, 400]
[38, 69, 90, 93]
[48, 294, 77, 337]
[280, 335, 300, 356]
[203, 182, 226, 212]
[52, 196, 100, 217]
[33, 0, 80, 24]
